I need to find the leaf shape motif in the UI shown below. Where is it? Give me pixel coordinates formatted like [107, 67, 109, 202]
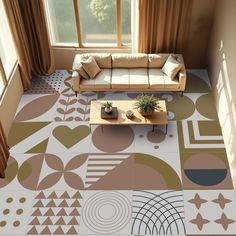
[45, 154, 64, 171]
[75, 117, 83, 121]
[64, 81, 72, 88]
[78, 99, 87, 105]
[63, 93, 75, 98]
[65, 108, 76, 114]
[65, 117, 74, 121]
[77, 108, 85, 114]
[67, 99, 77, 105]
[54, 117, 63, 121]
[59, 99, 68, 106]
[64, 172, 84, 190]
[37, 172, 62, 190]
[85, 117, 90, 121]
[84, 109, 90, 114]
[15, 94, 60, 121]
[57, 108, 66, 114]
[65, 154, 89, 171]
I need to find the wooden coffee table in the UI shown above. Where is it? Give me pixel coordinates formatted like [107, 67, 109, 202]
[89, 100, 168, 133]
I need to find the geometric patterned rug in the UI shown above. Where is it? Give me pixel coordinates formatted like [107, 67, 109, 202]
[1, 69, 236, 235]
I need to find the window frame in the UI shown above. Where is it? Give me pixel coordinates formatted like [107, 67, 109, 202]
[45, 0, 131, 48]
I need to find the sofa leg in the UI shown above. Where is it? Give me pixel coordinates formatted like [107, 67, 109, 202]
[181, 91, 184, 96]
[75, 91, 78, 97]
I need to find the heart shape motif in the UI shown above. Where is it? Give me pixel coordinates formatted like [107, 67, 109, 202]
[53, 125, 90, 149]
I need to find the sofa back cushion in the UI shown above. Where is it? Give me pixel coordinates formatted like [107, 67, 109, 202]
[112, 53, 148, 68]
[82, 53, 112, 68]
[148, 54, 170, 68]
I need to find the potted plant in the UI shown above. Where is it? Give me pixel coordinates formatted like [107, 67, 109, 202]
[134, 94, 158, 116]
[102, 101, 113, 113]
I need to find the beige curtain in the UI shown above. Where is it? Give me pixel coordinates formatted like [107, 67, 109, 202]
[3, 0, 54, 90]
[139, 0, 193, 54]
[0, 121, 9, 178]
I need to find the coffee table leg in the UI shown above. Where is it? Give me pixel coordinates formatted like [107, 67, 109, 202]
[152, 125, 155, 132]
[165, 124, 168, 134]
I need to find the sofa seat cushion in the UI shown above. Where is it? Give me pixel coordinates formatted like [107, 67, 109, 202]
[129, 69, 149, 89]
[111, 69, 129, 89]
[80, 77, 95, 89]
[164, 76, 180, 89]
[94, 69, 111, 89]
[149, 69, 165, 89]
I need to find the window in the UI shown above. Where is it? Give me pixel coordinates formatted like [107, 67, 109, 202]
[45, 0, 131, 47]
[0, 0, 17, 99]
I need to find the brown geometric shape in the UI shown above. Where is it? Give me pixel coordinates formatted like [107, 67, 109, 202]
[40, 226, 51, 234]
[44, 208, 55, 216]
[215, 213, 235, 230]
[60, 192, 70, 199]
[69, 208, 80, 216]
[64, 172, 85, 190]
[55, 217, 66, 225]
[53, 226, 65, 235]
[70, 200, 81, 207]
[190, 213, 210, 230]
[29, 217, 40, 225]
[86, 155, 133, 190]
[42, 217, 53, 225]
[33, 200, 44, 207]
[71, 191, 82, 199]
[147, 129, 166, 143]
[37, 172, 62, 190]
[35, 191, 46, 199]
[58, 199, 69, 207]
[68, 217, 79, 225]
[212, 193, 232, 209]
[67, 226, 77, 234]
[56, 208, 67, 216]
[46, 200, 56, 207]
[47, 191, 58, 199]
[27, 226, 38, 234]
[31, 208, 42, 216]
[188, 193, 208, 209]
[92, 125, 134, 152]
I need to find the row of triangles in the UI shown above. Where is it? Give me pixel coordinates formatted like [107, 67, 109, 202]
[33, 199, 81, 207]
[35, 191, 82, 199]
[27, 226, 77, 235]
[29, 216, 79, 225]
[31, 208, 80, 216]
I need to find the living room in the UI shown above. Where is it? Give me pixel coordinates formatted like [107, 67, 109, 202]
[0, 0, 236, 235]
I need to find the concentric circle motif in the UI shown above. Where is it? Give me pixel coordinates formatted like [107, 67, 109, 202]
[82, 191, 131, 234]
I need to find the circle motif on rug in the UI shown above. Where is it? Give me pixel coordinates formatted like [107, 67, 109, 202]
[147, 130, 165, 143]
[82, 191, 131, 234]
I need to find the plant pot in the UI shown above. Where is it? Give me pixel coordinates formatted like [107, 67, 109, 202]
[138, 108, 153, 116]
[105, 107, 112, 113]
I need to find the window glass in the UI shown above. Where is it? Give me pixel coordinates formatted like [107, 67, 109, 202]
[78, 0, 117, 45]
[46, 0, 78, 44]
[121, 0, 131, 44]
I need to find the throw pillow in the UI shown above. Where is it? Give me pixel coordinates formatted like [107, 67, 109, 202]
[76, 64, 90, 80]
[162, 55, 183, 80]
[81, 56, 101, 79]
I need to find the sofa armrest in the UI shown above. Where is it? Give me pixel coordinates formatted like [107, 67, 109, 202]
[72, 70, 81, 92]
[176, 54, 187, 91]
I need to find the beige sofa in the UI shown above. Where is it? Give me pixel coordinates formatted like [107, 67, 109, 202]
[72, 53, 186, 95]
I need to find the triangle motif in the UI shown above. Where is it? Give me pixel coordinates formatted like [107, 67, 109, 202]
[68, 217, 79, 225]
[60, 191, 70, 199]
[40, 226, 51, 234]
[31, 208, 42, 216]
[53, 226, 64, 234]
[69, 208, 80, 216]
[42, 217, 53, 225]
[25, 138, 49, 154]
[47, 191, 58, 199]
[67, 226, 78, 234]
[35, 191, 46, 199]
[56, 208, 67, 216]
[33, 200, 44, 207]
[27, 226, 38, 234]
[72, 191, 82, 199]
[59, 199, 69, 207]
[29, 217, 40, 225]
[55, 216, 66, 225]
[46, 199, 56, 207]
[44, 208, 55, 216]
[71, 200, 81, 207]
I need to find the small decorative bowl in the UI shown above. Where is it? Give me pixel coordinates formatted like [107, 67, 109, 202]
[126, 110, 134, 119]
